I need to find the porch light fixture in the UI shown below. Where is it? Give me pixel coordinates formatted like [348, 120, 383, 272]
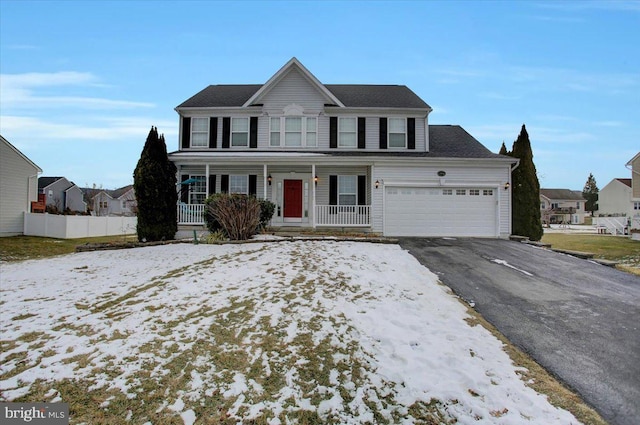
[504, 182, 510, 190]
[314, 175, 319, 186]
[375, 180, 380, 189]
[268, 174, 272, 185]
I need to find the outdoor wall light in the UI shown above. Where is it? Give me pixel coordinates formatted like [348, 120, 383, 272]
[375, 180, 380, 189]
[268, 174, 272, 185]
[504, 182, 510, 190]
[314, 175, 319, 186]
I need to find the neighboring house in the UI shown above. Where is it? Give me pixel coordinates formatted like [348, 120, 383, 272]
[0, 135, 42, 237]
[90, 185, 137, 216]
[168, 58, 517, 237]
[540, 188, 587, 225]
[38, 177, 87, 213]
[598, 178, 633, 217]
[598, 152, 640, 218]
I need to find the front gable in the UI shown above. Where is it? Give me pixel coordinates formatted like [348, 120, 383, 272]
[244, 58, 343, 112]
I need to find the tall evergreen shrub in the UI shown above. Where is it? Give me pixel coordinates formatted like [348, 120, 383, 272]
[133, 127, 177, 241]
[510, 125, 543, 241]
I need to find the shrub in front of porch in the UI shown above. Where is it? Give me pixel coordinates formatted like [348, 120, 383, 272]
[205, 195, 275, 239]
[204, 194, 260, 240]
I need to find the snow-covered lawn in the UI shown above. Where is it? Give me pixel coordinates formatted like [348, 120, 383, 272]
[0, 241, 580, 424]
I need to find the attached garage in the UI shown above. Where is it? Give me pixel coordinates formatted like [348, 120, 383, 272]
[384, 186, 498, 237]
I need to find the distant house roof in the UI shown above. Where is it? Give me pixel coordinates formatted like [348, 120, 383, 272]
[85, 185, 134, 201]
[540, 188, 585, 201]
[616, 178, 632, 188]
[38, 177, 65, 190]
[177, 84, 431, 109]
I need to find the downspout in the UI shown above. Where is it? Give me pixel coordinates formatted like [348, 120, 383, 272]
[25, 172, 41, 235]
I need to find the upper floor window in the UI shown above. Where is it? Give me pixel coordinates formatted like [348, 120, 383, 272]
[230, 175, 248, 194]
[576, 202, 580, 210]
[388, 118, 406, 148]
[270, 117, 317, 147]
[191, 118, 208, 147]
[339, 117, 357, 148]
[231, 118, 249, 147]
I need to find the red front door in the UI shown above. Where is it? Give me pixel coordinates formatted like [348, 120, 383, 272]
[283, 180, 303, 218]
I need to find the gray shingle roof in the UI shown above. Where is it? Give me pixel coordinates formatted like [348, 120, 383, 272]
[177, 84, 430, 109]
[540, 188, 585, 200]
[38, 177, 64, 190]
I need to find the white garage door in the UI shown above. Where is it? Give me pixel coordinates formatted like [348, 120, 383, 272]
[384, 186, 497, 237]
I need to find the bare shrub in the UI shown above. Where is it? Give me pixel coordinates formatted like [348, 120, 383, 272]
[207, 194, 261, 240]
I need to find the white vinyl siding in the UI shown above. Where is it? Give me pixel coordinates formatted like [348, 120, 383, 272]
[191, 117, 208, 147]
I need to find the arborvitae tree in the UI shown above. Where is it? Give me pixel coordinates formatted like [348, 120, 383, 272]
[499, 141, 509, 155]
[582, 173, 599, 216]
[133, 127, 177, 241]
[511, 124, 543, 241]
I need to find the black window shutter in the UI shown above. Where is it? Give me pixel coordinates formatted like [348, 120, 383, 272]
[209, 117, 218, 149]
[379, 118, 387, 149]
[407, 118, 416, 150]
[222, 118, 230, 148]
[329, 175, 338, 205]
[357, 175, 366, 205]
[221, 175, 229, 193]
[180, 174, 189, 203]
[249, 175, 257, 195]
[358, 117, 366, 149]
[181, 117, 191, 149]
[249, 117, 258, 148]
[208, 175, 216, 195]
[330, 117, 338, 149]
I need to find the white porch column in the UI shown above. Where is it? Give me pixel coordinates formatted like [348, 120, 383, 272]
[263, 164, 268, 199]
[312, 163, 316, 228]
[205, 164, 210, 196]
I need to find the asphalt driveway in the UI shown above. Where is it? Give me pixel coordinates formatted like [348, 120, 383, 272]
[399, 237, 640, 425]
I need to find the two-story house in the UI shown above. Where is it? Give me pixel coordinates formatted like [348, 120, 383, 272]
[168, 58, 517, 237]
[38, 176, 87, 214]
[539, 189, 587, 225]
[89, 185, 137, 217]
[598, 152, 640, 220]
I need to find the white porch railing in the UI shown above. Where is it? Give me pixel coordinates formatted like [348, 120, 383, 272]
[315, 205, 371, 227]
[178, 204, 206, 224]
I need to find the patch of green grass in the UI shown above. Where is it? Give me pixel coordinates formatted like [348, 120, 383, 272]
[0, 235, 137, 262]
[542, 233, 640, 273]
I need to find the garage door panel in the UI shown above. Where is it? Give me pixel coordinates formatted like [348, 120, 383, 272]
[384, 187, 496, 237]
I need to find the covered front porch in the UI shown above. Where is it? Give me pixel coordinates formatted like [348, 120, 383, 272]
[176, 162, 373, 229]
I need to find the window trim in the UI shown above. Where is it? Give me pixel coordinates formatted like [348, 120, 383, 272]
[388, 117, 407, 149]
[190, 117, 209, 148]
[231, 117, 249, 147]
[338, 117, 357, 148]
[189, 175, 207, 204]
[338, 175, 357, 205]
[269, 116, 317, 148]
[229, 175, 249, 195]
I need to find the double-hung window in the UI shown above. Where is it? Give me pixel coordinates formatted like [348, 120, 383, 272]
[338, 175, 357, 205]
[338, 117, 357, 148]
[270, 117, 317, 147]
[388, 118, 406, 148]
[191, 117, 208, 147]
[230, 175, 248, 194]
[189, 176, 206, 204]
[231, 118, 249, 147]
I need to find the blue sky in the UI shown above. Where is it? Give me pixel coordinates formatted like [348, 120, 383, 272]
[1, 0, 638, 191]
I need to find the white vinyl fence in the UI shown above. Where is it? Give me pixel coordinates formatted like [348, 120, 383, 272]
[24, 213, 136, 239]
